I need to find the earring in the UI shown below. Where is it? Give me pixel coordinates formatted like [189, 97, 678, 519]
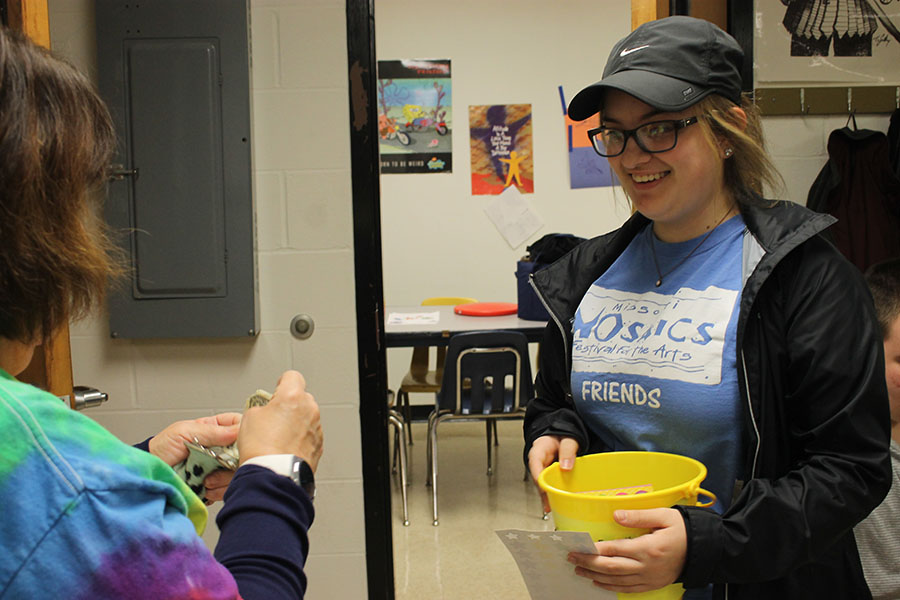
[724, 148, 734, 158]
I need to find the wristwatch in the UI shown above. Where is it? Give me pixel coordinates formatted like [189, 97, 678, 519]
[243, 454, 316, 501]
[290, 455, 317, 501]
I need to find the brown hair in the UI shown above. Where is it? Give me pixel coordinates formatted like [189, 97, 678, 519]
[865, 258, 900, 338]
[693, 92, 785, 205]
[0, 27, 120, 343]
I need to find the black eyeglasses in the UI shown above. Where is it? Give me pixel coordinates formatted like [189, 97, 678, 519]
[586, 117, 699, 157]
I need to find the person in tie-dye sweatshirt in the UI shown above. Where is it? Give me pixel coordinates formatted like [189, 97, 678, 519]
[0, 27, 322, 600]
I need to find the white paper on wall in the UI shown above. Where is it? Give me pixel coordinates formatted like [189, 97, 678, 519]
[483, 185, 543, 249]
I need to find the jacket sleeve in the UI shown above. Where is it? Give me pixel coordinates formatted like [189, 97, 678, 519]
[215, 465, 314, 600]
[679, 237, 893, 587]
[523, 321, 594, 461]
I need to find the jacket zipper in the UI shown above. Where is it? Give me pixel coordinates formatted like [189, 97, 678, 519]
[529, 273, 572, 376]
[725, 349, 762, 600]
[741, 348, 762, 479]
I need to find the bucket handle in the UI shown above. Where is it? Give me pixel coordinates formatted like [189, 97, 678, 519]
[695, 487, 717, 508]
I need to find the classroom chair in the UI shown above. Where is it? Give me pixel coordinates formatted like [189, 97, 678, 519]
[395, 296, 478, 445]
[425, 330, 533, 525]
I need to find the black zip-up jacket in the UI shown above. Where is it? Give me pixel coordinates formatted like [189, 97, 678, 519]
[525, 199, 892, 599]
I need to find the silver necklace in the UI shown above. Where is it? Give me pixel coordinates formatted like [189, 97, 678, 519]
[648, 208, 733, 287]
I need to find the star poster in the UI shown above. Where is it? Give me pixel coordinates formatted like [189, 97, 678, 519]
[469, 104, 534, 195]
[495, 529, 609, 599]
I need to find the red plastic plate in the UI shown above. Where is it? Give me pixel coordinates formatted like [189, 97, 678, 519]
[454, 302, 518, 316]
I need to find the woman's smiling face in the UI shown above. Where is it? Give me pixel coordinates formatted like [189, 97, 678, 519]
[602, 89, 732, 242]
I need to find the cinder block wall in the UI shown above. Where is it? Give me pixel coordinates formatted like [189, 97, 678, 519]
[49, 1, 367, 597]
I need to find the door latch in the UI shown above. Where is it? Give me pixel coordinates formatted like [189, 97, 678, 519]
[72, 386, 109, 410]
[107, 164, 139, 181]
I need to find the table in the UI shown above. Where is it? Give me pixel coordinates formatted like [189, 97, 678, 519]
[384, 304, 547, 348]
[385, 304, 546, 424]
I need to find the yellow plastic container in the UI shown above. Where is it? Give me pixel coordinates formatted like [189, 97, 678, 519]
[538, 451, 716, 600]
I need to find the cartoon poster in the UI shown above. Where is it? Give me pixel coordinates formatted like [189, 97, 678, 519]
[377, 59, 452, 174]
[559, 87, 617, 189]
[755, 0, 900, 84]
[469, 104, 534, 195]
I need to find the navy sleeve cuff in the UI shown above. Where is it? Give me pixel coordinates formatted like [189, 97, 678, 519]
[214, 464, 315, 600]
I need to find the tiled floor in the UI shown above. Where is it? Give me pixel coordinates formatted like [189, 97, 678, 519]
[389, 419, 553, 599]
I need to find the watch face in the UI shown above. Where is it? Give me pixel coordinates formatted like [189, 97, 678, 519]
[293, 458, 316, 501]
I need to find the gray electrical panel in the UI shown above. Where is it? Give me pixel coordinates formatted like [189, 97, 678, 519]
[95, 0, 258, 338]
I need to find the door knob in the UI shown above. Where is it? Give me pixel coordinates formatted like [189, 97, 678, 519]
[290, 314, 315, 340]
[73, 386, 108, 410]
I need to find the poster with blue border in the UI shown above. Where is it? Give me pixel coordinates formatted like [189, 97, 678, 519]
[377, 59, 452, 174]
[559, 86, 617, 189]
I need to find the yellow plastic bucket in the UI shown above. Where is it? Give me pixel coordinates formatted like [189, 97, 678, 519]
[538, 451, 716, 600]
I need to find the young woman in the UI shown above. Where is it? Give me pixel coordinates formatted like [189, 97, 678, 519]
[525, 16, 891, 599]
[0, 27, 322, 599]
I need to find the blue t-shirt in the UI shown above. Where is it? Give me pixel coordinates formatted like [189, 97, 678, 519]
[571, 215, 746, 513]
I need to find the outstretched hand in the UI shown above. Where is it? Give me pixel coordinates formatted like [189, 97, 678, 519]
[148, 412, 242, 503]
[237, 370, 324, 472]
[527, 434, 579, 513]
[567, 508, 687, 594]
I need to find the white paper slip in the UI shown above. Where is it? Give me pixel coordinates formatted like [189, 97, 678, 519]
[495, 529, 614, 600]
[386, 311, 440, 325]
[484, 185, 543, 249]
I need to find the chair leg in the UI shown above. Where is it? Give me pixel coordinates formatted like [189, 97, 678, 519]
[492, 420, 499, 445]
[392, 425, 399, 474]
[425, 410, 438, 485]
[485, 420, 493, 476]
[388, 411, 410, 526]
[399, 430, 409, 526]
[429, 416, 440, 526]
[398, 390, 413, 446]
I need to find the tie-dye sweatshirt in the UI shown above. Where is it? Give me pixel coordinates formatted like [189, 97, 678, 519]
[0, 369, 313, 599]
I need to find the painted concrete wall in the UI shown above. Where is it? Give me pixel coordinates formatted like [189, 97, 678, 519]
[48, 1, 367, 597]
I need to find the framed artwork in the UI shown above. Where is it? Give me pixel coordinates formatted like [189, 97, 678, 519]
[755, 0, 900, 85]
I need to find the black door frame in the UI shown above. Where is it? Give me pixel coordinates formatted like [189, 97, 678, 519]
[345, 1, 393, 599]
[344, 1, 752, 597]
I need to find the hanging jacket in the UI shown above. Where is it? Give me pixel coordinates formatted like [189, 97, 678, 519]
[807, 125, 900, 272]
[889, 108, 900, 179]
[525, 199, 892, 599]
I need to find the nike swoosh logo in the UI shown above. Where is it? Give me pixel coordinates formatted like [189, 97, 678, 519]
[620, 44, 649, 56]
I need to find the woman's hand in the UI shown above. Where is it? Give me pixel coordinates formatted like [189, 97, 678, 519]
[527, 434, 579, 513]
[148, 413, 242, 502]
[567, 508, 687, 594]
[237, 370, 324, 471]
[201, 469, 234, 503]
[149, 412, 242, 466]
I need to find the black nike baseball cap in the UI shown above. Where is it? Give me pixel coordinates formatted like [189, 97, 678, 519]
[567, 16, 744, 121]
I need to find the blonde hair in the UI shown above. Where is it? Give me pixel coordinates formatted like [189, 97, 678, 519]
[693, 93, 785, 204]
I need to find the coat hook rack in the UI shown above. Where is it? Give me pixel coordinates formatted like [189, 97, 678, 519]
[755, 85, 900, 116]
